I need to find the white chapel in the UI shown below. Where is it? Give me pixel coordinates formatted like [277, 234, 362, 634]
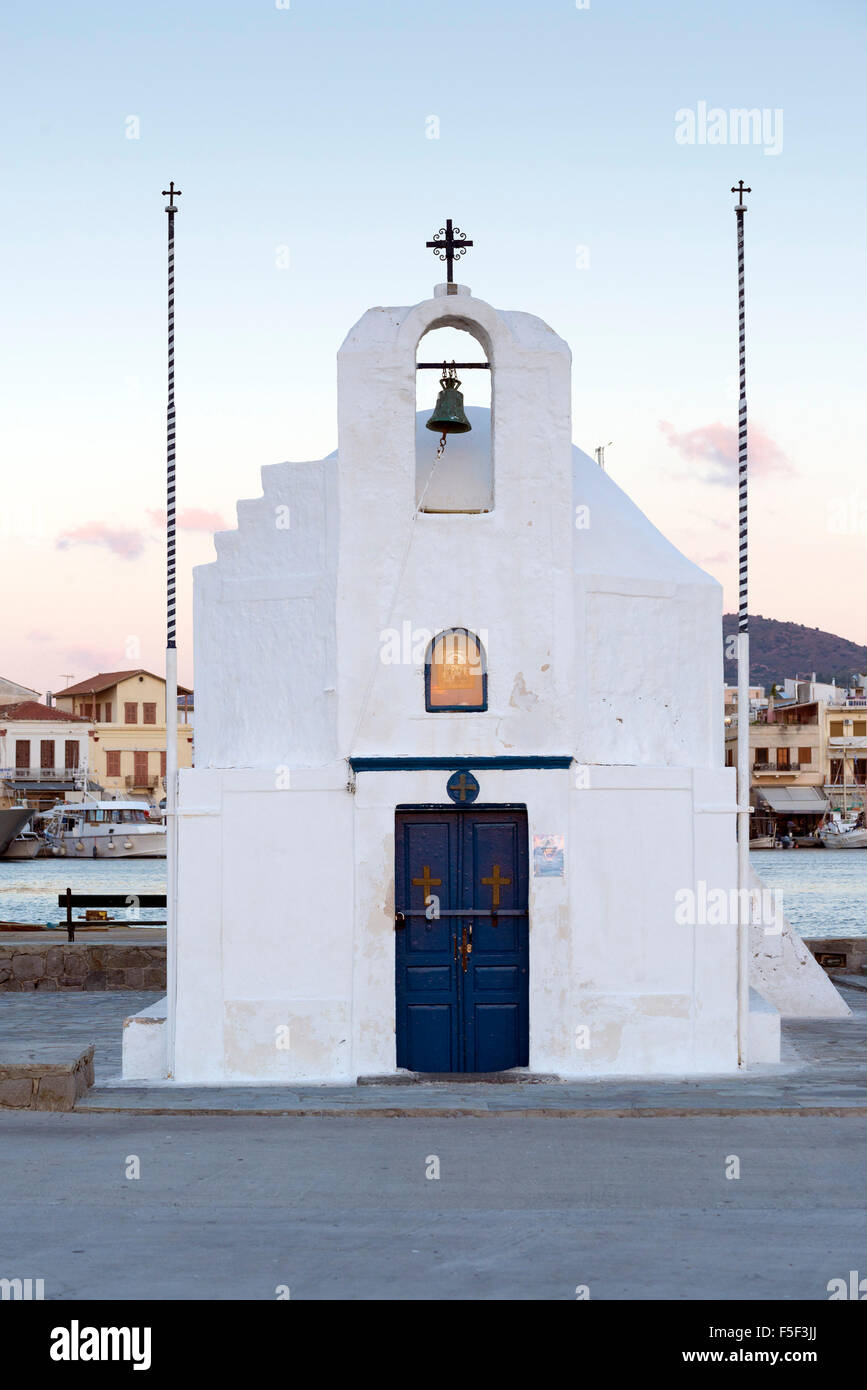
[124, 246, 845, 1084]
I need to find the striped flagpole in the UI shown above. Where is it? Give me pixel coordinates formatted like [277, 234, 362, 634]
[732, 179, 751, 1067]
[162, 180, 181, 1075]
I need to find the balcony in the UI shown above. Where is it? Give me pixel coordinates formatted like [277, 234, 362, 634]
[753, 762, 802, 775]
[2, 766, 83, 781]
[125, 774, 159, 789]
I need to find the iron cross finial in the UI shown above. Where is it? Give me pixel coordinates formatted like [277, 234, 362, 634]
[162, 181, 182, 210]
[426, 218, 473, 283]
[731, 180, 751, 205]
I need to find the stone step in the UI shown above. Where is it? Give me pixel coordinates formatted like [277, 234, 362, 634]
[0, 1044, 95, 1111]
[831, 972, 867, 992]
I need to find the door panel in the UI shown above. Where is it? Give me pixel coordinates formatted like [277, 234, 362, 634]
[395, 808, 528, 1073]
[395, 814, 459, 1072]
[461, 812, 529, 1072]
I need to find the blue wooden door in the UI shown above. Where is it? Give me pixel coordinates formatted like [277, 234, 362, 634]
[395, 808, 528, 1073]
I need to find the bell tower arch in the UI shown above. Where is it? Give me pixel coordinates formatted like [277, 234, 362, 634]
[415, 322, 493, 513]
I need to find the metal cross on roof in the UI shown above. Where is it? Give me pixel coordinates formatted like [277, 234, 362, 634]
[426, 219, 473, 283]
[731, 180, 751, 206]
[162, 180, 182, 209]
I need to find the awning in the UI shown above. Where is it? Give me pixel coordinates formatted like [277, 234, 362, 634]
[756, 786, 829, 814]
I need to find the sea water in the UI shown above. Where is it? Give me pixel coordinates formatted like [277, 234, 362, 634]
[0, 858, 167, 927]
[751, 850, 867, 938]
[1, 850, 865, 937]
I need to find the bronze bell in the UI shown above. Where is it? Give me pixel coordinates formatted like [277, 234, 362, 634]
[425, 363, 471, 436]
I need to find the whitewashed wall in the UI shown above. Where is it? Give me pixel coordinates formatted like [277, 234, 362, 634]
[167, 287, 747, 1084]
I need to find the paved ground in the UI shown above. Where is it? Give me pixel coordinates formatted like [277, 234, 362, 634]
[0, 990, 156, 1082]
[0, 930, 166, 944]
[0, 1112, 864, 1299]
[2, 984, 867, 1112]
[2, 987, 866, 1300]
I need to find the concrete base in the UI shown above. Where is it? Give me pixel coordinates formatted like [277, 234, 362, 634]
[749, 869, 850, 1020]
[122, 998, 168, 1080]
[749, 988, 781, 1064]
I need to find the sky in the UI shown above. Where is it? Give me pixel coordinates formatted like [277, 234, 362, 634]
[2, 0, 866, 693]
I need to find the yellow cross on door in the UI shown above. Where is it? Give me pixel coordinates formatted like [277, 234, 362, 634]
[412, 865, 442, 901]
[481, 864, 511, 907]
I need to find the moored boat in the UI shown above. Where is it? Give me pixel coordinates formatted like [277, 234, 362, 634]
[818, 820, 867, 849]
[0, 806, 33, 855]
[41, 800, 166, 858]
[0, 830, 43, 860]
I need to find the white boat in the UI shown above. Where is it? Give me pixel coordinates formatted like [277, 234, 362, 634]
[0, 830, 43, 860]
[818, 818, 867, 849]
[42, 800, 166, 859]
[0, 806, 33, 855]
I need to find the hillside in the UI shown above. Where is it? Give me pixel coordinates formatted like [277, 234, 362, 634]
[722, 615, 867, 691]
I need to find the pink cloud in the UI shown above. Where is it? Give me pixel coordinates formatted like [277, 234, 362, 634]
[56, 522, 145, 559]
[147, 507, 227, 532]
[659, 420, 793, 485]
[60, 646, 122, 671]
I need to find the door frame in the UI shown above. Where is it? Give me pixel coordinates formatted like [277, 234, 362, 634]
[394, 802, 530, 1074]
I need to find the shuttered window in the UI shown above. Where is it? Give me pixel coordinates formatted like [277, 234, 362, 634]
[65, 741, 80, 769]
[124, 703, 138, 724]
[40, 739, 55, 769]
[798, 747, 812, 764]
[143, 703, 157, 725]
[15, 739, 30, 769]
[106, 750, 121, 777]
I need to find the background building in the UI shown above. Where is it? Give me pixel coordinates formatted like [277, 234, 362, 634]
[724, 673, 867, 834]
[0, 700, 93, 809]
[53, 670, 193, 798]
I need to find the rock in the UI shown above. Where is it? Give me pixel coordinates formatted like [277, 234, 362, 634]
[35, 1074, 78, 1111]
[62, 951, 87, 979]
[12, 954, 45, 979]
[0, 1079, 34, 1108]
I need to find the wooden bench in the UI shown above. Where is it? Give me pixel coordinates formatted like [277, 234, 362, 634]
[57, 891, 167, 942]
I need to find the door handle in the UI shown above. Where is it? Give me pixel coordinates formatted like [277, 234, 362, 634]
[394, 912, 406, 930]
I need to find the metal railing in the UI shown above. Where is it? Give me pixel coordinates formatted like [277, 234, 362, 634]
[753, 762, 802, 773]
[1, 766, 83, 781]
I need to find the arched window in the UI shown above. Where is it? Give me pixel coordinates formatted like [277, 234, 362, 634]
[425, 628, 487, 712]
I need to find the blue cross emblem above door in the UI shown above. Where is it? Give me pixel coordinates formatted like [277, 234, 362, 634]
[446, 770, 479, 804]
